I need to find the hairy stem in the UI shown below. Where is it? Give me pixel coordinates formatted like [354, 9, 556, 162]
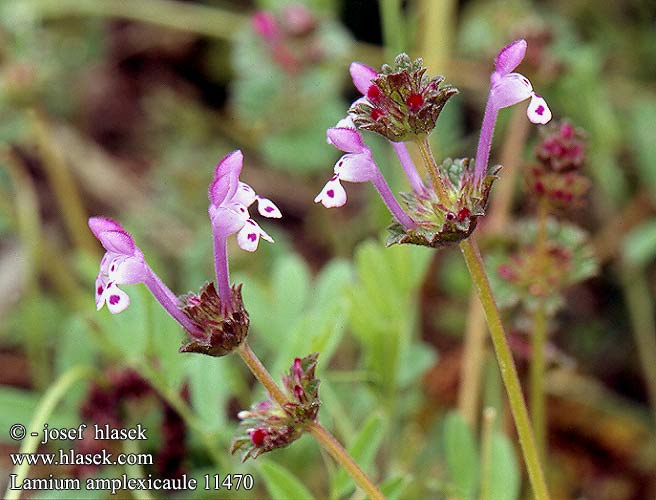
[415, 137, 450, 203]
[307, 422, 386, 500]
[235, 342, 386, 500]
[459, 238, 550, 500]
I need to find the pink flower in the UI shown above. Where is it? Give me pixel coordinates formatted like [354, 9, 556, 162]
[490, 40, 551, 124]
[209, 150, 282, 304]
[474, 39, 552, 184]
[208, 150, 281, 253]
[315, 124, 415, 229]
[89, 217, 203, 337]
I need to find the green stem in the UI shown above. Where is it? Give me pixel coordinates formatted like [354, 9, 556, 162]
[529, 304, 547, 462]
[530, 200, 550, 461]
[620, 266, 656, 430]
[479, 407, 497, 500]
[457, 292, 487, 427]
[307, 421, 386, 500]
[379, 0, 405, 57]
[4, 365, 96, 500]
[457, 107, 530, 428]
[236, 342, 386, 500]
[30, 111, 97, 256]
[459, 238, 550, 500]
[13, 0, 245, 40]
[417, 0, 455, 74]
[415, 138, 450, 204]
[2, 149, 50, 390]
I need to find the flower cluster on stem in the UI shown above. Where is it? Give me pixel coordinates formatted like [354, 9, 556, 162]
[89, 150, 281, 355]
[316, 39, 552, 248]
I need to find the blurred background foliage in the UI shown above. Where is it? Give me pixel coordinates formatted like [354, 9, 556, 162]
[0, 0, 655, 499]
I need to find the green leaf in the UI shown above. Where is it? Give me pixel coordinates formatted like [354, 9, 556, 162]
[185, 356, 234, 431]
[380, 475, 412, 500]
[0, 387, 77, 443]
[332, 413, 386, 499]
[623, 220, 656, 268]
[443, 411, 478, 499]
[397, 341, 437, 388]
[259, 461, 315, 500]
[487, 433, 520, 500]
[630, 99, 656, 201]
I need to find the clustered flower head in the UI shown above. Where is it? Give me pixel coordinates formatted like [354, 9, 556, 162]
[526, 120, 589, 208]
[316, 39, 552, 248]
[89, 150, 281, 357]
[350, 53, 458, 142]
[231, 353, 320, 461]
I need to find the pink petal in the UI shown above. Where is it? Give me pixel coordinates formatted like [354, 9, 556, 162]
[108, 255, 147, 285]
[98, 230, 136, 256]
[334, 152, 376, 183]
[527, 94, 552, 124]
[256, 197, 282, 218]
[495, 39, 527, 77]
[491, 73, 533, 109]
[88, 217, 123, 240]
[349, 62, 378, 95]
[327, 127, 364, 153]
[314, 177, 347, 208]
[251, 11, 279, 41]
[209, 205, 247, 237]
[213, 150, 243, 200]
[208, 175, 231, 206]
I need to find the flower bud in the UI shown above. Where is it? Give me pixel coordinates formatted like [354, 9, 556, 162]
[350, 53, 458, 142]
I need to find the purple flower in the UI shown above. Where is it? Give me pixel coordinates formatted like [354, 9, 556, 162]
[490, 40, 551, 124]
[89, 217, 203, 337]
[315, 123, 415, 229]
[474, 39, 552, 184]
[209, 150, 281, 305]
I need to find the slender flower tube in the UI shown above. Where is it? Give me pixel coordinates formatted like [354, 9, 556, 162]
[349, 62, 428, 195]
[89, 217, 204, 338]
[208, 150, 281, 306]
[474, 39, 552, 184]
[315, 125, 416, 229]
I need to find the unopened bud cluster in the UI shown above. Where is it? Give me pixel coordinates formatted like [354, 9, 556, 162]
[351, 54, 458, 142]
[231, 353, 320, 461]
[179, 283, 249, 357]
[526, 120, 589, 208]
